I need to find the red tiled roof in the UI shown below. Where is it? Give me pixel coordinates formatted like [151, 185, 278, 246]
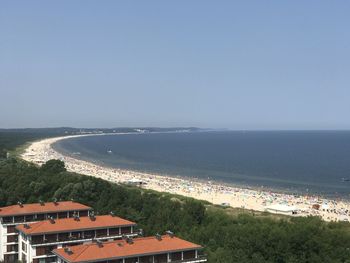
[53, 235, 201, 263]
[16, 215, 136, 235]
[0, 201, 91, 217]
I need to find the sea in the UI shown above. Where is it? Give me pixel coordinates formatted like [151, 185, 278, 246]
[52, 131, 350, 199]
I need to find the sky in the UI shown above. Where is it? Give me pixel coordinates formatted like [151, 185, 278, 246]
[0, 1, 349, 129]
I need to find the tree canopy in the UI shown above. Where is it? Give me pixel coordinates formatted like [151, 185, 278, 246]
[0, 158, 349, 262]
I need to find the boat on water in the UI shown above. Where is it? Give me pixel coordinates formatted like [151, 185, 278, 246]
[341, 177, 350, 182]
[107, 150, 113, 154]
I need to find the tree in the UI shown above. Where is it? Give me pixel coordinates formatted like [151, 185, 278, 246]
[40, 159, 66, 173]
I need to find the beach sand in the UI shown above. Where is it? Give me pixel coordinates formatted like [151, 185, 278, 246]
[21, 134, 350, 222]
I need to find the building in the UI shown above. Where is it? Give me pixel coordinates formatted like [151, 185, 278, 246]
[0, 201, 92, 262]
[16, 214, 137, 263]
[53, 234, 207, 263]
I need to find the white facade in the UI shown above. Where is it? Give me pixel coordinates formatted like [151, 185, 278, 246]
[0, 218, 23, 262]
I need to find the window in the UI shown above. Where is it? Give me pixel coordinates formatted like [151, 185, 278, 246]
[58, 232, 69, 241]
[7, 244, 18, 252]
[154, 254, 168, 263]
[79, 210, 88, 217]
[108, 228, 120, 236]
[183, 250, 196, 260]
[170, 252, 182, 261]
[45, 234, 57, 243]
[7, 234, 18, 243]
[48, 213, 57, 219]
[36, 246, 46, 256]
[32, 235, 44, 244]
[125, 257, 139, 263]
[83, 230, 95, 238]
[22, 241, 27, 252]
[7, 225, 16, 233]
[25, 214, 35, 222]
[58, 212, 68, 219]
[36, 214, 45, 220]
[121, 227, 131, 234]
[4, 254, 18, 262]
[70, 231, 82, 240]
[139, 256, 153, 263]
[96, 229, 107, 237]
[2, 216, 13, 223]
[14, 216, 25, 223]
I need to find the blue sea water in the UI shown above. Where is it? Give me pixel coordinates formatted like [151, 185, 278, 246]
[53, 131, 350, 198]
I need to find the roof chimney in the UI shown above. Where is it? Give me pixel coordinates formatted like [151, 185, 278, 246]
[64, 247, 73, 255]
[165, 230, 174, 238]
[53, 198, 58, 205]
[24, 224, 30, 229]
[49, 216, 55, 224]
[96, 240, 103, 248]
[126, 237, 134, 244]
[39, 200, 45, 206]
[110, 211, 115, 217]
[17, 201, 23, 208]
[155, 233, 162, 241]
[89, 211, 96, 221]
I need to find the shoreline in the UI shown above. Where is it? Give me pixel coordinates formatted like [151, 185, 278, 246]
[21, 134, 350, 222]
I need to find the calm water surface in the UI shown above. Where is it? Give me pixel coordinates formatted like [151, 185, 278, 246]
[53, 131, 350, 198]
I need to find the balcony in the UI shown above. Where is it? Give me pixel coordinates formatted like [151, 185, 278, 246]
[170, 255, 207, 263]
[31, 228, 137, 246]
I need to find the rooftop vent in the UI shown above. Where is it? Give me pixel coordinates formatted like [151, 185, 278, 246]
[49, 216, 55, 224]
[53, 198, 58, 205]
[23, 224, 30, 229]
[165, 230, 174, 238]
[39, 200, 45, 206]
[96, 239, 103, 248]
[89, 211, 96, 221]
[64, 247, 73, 255]
[155, 234, 162, 241]
[110, 211, 115, 217]
[17, 201, 23, 208]
[126, 237, 134, 244]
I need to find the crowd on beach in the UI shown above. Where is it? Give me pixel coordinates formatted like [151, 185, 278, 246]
[21, 135, 350, 222]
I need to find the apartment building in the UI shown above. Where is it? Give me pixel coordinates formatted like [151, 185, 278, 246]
[53, 234, 207, 263]
[16, 214, 137, 263]
[0, 201, 92, 262]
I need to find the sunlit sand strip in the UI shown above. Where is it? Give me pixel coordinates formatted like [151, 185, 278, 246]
[21, 134, 350, 222]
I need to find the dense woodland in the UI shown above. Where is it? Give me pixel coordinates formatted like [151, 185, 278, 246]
[0, 131, 350, 262]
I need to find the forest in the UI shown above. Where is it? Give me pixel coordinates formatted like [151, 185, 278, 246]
[0, 131, 350, 262]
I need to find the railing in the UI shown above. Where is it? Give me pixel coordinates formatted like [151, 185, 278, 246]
[32, 233, 138, 246]
[170, 255, 207, 263]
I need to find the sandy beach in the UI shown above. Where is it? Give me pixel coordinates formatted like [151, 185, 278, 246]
[21, 134, 350, 222]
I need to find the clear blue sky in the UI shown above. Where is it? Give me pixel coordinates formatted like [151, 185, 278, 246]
[1, 1, 349, 129]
